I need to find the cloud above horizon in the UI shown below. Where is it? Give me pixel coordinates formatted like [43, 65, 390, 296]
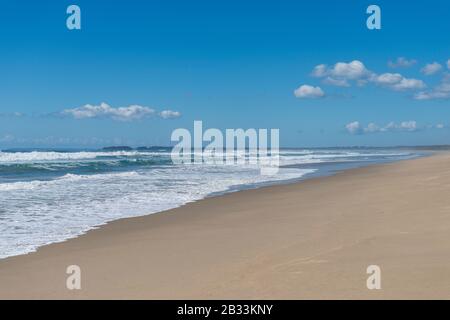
[309, 60, 426, 93]
[295, 58, 450, 101]
[159, 110, 181, 119]
[346, 121, 418, 135]
[414, 74, 450, 100]
[323, 76, 350, 87]
[370, 72, 426, 91]
[421, 62, 443, 75]
[311, 60, 371, 85]
[345, 120, 445, 135]
[293, 85, 325, 98]
[62, 103, 181, 121]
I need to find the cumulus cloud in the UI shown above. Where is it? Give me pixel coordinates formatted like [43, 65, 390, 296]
[330, 60, 371, 80]
[370, 73, 403, 85]
[323, 77, 350, 87]
[390, 78, 426, 91]
[311, 60, 375, 90]
[370, 72, 425, 91]
[388, 57, 417, 68]
[311, 60, 424, 91]
[311, 64, 328, 77]
[414, 91, 450, 100]
[414, 77, 450, 100]
[386, 121, 418, 132]
[346, 121, 420, 135]
[294, 85, 325, 98]
[62, 103, 154, 120]
[159, 110, 181, 119]
[421, 62, 443, 75]
[62, 102, 181, 121]
[302, 59, 428, 100]
[345, 121, 362, 134]
[312, 60, 371, 83]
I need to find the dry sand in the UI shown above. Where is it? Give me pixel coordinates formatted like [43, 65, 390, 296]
[1, 153, 450, 299]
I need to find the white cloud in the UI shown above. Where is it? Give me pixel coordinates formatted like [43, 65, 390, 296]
[390, 78, 426, 91]
[356, 79, 369, 87]
[396, 121, 418, 131]
[365, 123, 380, 133]
[310, 60, 372, 89]
[304, 59, 426, 98]
[421, 62, 443, 75]
[312, 60, 424, 91]
[346, 121, 419, 134]
[311, 60, 371, 83]
[62, 102, 154, 121]
[370, 73, 403, 85]
[447, 59, 450, 69]
[159, 110, 181, 119]
[331, 60, 371, 79]
[345, 121, 362, 135]
[323, 77, 350, 87]
[436, 79, 450, 93]
[62, 102, 181, 121]
[311, 64, 328, 77]
[371, 121, 418, 132]
[370, 72, 425, 91]
[294, 85, 325, 98]
[414, 77, 450, 100]
[414, 90, 450, 100]
[388, 57, 417, 68]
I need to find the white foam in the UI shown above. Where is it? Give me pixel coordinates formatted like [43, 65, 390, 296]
[0, 161, 315, 258]
[0, 149, 413, 259]
[0, 151, 169, 163]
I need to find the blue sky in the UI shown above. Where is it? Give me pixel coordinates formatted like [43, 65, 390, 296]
[1, 0, 450, 148]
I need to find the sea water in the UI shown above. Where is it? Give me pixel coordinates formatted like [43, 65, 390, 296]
[0, 148, 420, 258]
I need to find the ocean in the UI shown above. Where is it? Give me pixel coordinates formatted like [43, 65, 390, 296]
[0, 148, 422, 258]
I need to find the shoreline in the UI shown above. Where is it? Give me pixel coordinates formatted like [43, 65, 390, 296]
[1, 152, 450, 299]
[1, 151, 421, 260]
[0, 152, 423, 260]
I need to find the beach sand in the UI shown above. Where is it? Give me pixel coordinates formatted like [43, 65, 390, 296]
[1, 153, 450, 299]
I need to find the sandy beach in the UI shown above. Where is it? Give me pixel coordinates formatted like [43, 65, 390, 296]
[1, 152, 450, 299]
